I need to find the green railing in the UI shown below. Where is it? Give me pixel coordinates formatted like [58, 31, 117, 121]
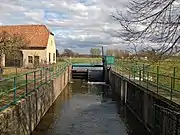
[0, 62, 70, 111]
[113, 60, 180, 104]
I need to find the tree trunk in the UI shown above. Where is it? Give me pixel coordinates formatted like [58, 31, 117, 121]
[0, 54, 5, 79]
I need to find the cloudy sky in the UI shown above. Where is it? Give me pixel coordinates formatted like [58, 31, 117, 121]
[0, 0, 129, 53]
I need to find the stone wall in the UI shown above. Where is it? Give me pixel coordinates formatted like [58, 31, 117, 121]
[0, 66, 71, 135]
[110, 71, 180, 135]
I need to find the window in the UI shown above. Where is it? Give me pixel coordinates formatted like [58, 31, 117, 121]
[53, 53, 55, 61]
[28, 56, 33, 63]
[51, 40, 53, 46]
[49, 53, 51, 63]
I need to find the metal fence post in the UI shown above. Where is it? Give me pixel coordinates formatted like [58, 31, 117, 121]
[133, 66, 135, 81]
[147, 70, 149, 89]
[173, 67, 175, 98]
[49, 67, 51, 81]
[58, 65, 60, 75]
[170, 76, 173, 100]
[143, 64, 145, 81]
[120, 64, 121, 75]
[25, 74, 28, 96]
[156, 66, 159, 94]
[139, 68, 142, 84]
[170, 67, 176, 100]
[54, 65, 56, 77]
[45, 67, 47, 82]
[40, 69, 42, 85]
[34, 71, 36, 90]
[55, 65, 57, 77]
[52, 66, 53, 79]
[13, 77, 17, 104]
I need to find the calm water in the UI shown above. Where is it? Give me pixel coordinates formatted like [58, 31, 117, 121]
[32, 79, 149, 135]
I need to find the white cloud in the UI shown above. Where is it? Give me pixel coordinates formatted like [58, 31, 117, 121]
[0, 0, 128, 53]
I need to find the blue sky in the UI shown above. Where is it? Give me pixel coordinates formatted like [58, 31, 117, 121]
[0, 0, 128, 54]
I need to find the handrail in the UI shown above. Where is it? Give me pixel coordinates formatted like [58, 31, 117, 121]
[113, 60, 180, 103]
[0, 62, 70, 112]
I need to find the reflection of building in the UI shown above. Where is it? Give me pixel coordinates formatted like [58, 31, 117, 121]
[0, 24, 56, 68]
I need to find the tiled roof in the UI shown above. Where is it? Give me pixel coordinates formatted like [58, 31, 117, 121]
[0, 24, 53, 48]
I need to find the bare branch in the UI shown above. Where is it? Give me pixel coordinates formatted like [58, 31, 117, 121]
[113, 0, 180, 61]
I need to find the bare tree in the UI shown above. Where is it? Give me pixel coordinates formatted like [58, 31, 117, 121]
[113, 0, 180, 61]
[90, 48, 101, 57]
[0, 31, 29, 75]
[106, 48, 130, 59]
[106, 49, 114, 56]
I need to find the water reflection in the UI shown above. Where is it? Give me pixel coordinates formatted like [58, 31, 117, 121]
[32, 80, 149, 135]
[115, 95, 150, 135]
[32, 85, 72, 135]
[70, 79, 88, 94]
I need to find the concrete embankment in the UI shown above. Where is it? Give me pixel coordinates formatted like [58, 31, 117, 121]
[110, 71, 180, 135]
[0, 66, 71, 135]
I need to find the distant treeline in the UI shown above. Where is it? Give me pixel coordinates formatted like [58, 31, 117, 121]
[59, 53, 102, 58]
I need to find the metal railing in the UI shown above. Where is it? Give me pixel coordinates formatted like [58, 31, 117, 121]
[0, 62, 70, 111]
[113, 60, 180, 104]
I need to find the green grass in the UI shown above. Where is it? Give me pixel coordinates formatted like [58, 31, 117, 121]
[66, 57, 102, 64]
[0, 62, 70, 111]
[116, 59, 180, 74]
[114, 59, 180, 104]
[0, 61, 68, 95]
[0, 75, 34, 109]
[115, 59, 180, 91]
[56, 61, 66, 64]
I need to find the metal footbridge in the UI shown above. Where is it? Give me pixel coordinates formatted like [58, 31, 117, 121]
[71, 56, 115, 82]
[71, 63, 104, 82]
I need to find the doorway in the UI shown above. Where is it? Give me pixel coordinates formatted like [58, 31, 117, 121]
[34, 56, 40, 68]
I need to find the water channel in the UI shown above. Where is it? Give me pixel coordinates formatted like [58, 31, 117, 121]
[32, 79, 149, 135]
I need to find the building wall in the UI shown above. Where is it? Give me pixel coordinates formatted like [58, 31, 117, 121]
[45, 34, 56, 64]
[21, 49, 46, 68]
[0, 54, 5, 67]
[21, 34, 56, 68]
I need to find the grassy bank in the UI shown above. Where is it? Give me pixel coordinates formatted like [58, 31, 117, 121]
[113, 59, 180, 104]
[114, 59, 180, 91]
[64, 57, 102, 64]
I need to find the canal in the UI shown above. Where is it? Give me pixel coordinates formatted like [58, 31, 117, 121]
[32, 79, 149, 135]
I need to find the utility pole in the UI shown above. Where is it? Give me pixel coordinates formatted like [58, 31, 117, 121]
[101, 46, 107, 82]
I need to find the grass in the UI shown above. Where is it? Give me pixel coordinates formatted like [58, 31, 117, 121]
[0, 71, 38, 110]
[113, 60, 180, 104]
[115, 59, 180, 76]
[2, 67, 34, 78]
[0, 70, 41, 94]
[0, 62, 69, 111]
[2, 61, 66, 78]
[114, 59, 180, 104]
[65, 57, 102, 64]
[115, 59, 180, 88]
[0, 61, 67, 92]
